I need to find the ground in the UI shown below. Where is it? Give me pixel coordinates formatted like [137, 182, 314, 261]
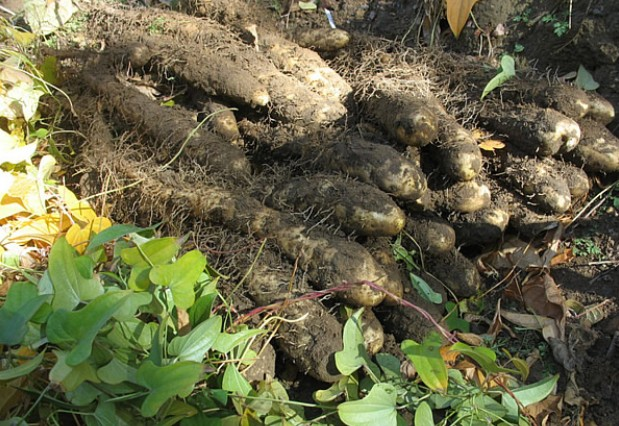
[5, 0, 619, 423]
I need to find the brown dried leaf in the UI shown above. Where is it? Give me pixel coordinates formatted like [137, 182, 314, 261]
[501, 310, 555, 331]
[455, 332, 484, 346]
[549, 248, 575, 266]
[523, 394, 563, 426]
[522, 271, 567, 339]
[177, 308, 192, 336]
[445, 0, 480, 38]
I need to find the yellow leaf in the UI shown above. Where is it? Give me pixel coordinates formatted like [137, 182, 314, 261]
[0, 199, 28, 221]
[66, 217, 112, 253]
[0, 171, 16, 198]
[56, 186, 97, 222]
[7, 175, 46, 216]
[478, 139, 506, 152]
[445, 0, 480, 38]
[7, 215, 61, 246]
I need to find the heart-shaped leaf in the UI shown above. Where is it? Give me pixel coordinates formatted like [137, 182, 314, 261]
[136, 360, 203, 417]
[48, 237, 103, 311]
[338, 383, 397, 426]
[149, 250, 206, 309]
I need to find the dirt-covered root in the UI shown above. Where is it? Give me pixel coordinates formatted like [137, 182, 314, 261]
[452, 203, 511, 248]
[406, 213, 456, 256]
[425, 249, 482, 297]
[479, 104, 581, 157]
[276, 299, 344, 383]
[561, 163, 591, 200]
[199, 101, 242, 145]
[419, 179, 492, 214]
[91, 6, 347, 125]
[128, 38, 271, 109]
[358, 309, 385, 356]
[271, 134, 427, 202]
[508, 202, 562, 238]
[246, 260, 345, 383]
[503, 156, 572, 214]
[504, 82, 616, 125]
[565, 119, 619, 173]
[426, 99, 483, 181]
[294, 28, 351, 52]
[82, 70, 251, 179]
[259, 32, 352, 103]
[363, 90, 439, 147]
[266, 174, 406, 237]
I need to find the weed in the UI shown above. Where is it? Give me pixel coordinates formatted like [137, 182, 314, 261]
[542, 13, 569, 37]
[148, 17, 167, 34]
[512, 9, 532, 24]
[572, 237, 604, 260]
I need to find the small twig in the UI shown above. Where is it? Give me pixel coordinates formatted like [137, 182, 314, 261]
[567, 179, 619, 229]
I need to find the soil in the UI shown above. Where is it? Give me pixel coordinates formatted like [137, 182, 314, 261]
[5, 0, 619, 423]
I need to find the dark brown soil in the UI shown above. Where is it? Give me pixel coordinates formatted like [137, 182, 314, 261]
[12, 0, 618, 423]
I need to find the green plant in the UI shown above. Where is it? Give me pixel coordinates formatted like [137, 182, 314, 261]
[511, 9, 532, 24]
[481, 54, 516, 100]
[572, 237, 604, 260]
[318, 311, 559, 426]
[0, 230, 307, 424]
[541, 13, 569, 37]
[392, 235, 442, 304]
[148, 17, 167, 35]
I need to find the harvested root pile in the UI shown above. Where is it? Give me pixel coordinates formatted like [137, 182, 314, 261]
[63, 4, 618, 383]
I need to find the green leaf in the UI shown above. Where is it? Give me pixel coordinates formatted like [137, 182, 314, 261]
[222, 364, 252, 396]
[338, 383, 397, 426]
[121, 237, 180, 267]
[169, 315, 222, 362]
[414, 401, 434, 426]
[67, 382, 101, 406]
[444, 301, 470, 333]
[128, 264, 152, 292]
[0, 351, 44, 381]
[212, 327, 266, 354]
[375, 353, 401, 380]
[49, 350, 100, 392]
[107, 318, 157, 350]
[502, 374, 559, 419]
[149, 250, 206, 309]
[47, 291, 147, 366]
[85, 224, 146, 254]
[97, 357, 138, 385]
[401, 333, 448, 392]
[48, 237, 103, 311]
[481, 55, 516, 100]
[188, 287, 218, 326]
[314, 378, 347, 403]
[410, 273, 442, 304]
[0, 283, 50, 345]
[335, 309, 370, 375]
[575, 65, 600, 91]
[136, 360, 203, 417]
[40, 55, 58, 85]
[92, 396, 132, 426]
[450, 342, 517, 374]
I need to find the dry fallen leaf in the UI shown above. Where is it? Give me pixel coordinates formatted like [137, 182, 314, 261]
[521, 271, 567, 340]
[478, 138, 506, 152]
